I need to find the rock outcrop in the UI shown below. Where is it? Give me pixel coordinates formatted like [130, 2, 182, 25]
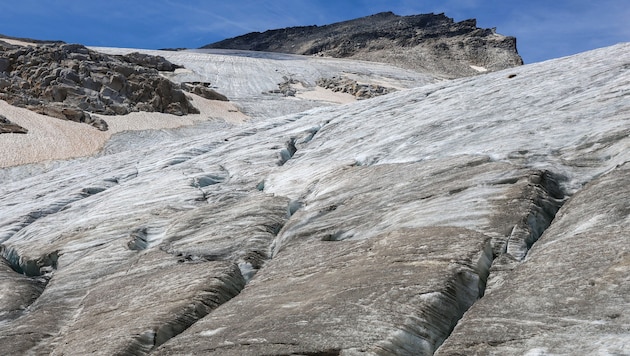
[203, 12, 523, 78]
[268, 76, 394, 100]
[180, 82, 229, 101]
[0, 41, 202, 130]
[316, 76, 396, 99]
[0, 114, 27, 134]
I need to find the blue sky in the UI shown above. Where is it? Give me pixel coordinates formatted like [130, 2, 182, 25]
[0, 0, 628, 63]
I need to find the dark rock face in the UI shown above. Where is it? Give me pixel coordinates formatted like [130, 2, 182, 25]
[203, 12, 523, 78]
[0, 41, 200, 130]
[119, 51, 182, 72]
[0, 114, 27, 134]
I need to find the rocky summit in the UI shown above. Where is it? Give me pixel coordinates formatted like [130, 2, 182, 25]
[0, 13, 629, 356]
[204, 12, 524, 78]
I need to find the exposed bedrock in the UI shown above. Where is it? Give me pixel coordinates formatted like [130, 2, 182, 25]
[0, 41, 203, 130]
[181, 82, 229, 101]
[204, 12, 523, 78]
[317, 76, 396, 99]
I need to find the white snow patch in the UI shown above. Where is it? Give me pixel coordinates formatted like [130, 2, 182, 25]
[470, 65, 488, 72]
[199, 327, 226, 337]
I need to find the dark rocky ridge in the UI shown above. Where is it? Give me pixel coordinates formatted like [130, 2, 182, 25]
[0, 40, 203, 131]
[203, 12, 523, 78]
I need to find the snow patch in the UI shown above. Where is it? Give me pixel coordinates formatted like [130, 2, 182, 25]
[200, 327, 226, 337]
[470, 65, 488, 72]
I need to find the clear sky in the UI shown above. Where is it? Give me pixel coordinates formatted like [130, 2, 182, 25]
[0, 0, 628, 64]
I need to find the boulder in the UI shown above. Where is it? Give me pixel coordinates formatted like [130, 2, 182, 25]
[0, 114, 28, 134]
[33, 104, 109, 131]
[181, 82, 229, 101]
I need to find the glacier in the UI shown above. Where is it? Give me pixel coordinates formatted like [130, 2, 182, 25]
[0, 43, 628, 354]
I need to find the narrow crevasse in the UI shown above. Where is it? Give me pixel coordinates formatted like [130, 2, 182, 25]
[116, 196, 299, 355]
[374, 238, 494, 355]
[0, 179, 119, 244]
[1, 245, 59, 277]
[435, 169, 568, 354]
[118, 262, 247, 355]
[277, 138, 298, 166]
[504, 170, 566, 260]
[435, 163, 630, 355]
[151, 227, 495, 355]
[0, 245, 59, 321]
[484, 169, 567, 293]
[0, 255, 49, 321]
[254, 158, 569, 355]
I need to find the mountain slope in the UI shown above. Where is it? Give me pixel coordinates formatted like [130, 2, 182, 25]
[0, 43, 628, 354]
[203, 12, 523, 78]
